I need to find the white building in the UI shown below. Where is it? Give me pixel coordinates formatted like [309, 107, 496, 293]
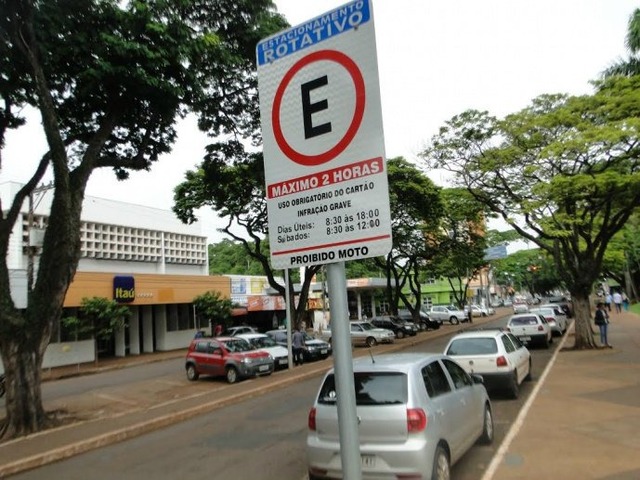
[2, 181, 230, 368]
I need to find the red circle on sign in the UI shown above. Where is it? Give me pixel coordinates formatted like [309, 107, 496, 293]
[272, 49, 365, 166]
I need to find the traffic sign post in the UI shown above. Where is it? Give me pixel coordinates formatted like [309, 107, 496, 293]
[257, 2, 389, 478]
[257, 0, 392, 270]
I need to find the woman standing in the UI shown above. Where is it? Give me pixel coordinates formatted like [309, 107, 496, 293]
[594, 302, 612, 348]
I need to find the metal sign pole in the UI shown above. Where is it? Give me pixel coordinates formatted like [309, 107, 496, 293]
[285, 268, 293, 368]
[326, 261, 361, 479]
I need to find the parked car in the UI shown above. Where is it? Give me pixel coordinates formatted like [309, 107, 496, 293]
[444, 329, 532, 398]
[265, 329, 332, 362]
[512, 302, 529, 314]
[506, 313, 553, 348]
[465, 304, 495, 317]
[306, 353, 494, 480]
[370, 316, 417, 339]
[528, 307, 568, 336]
[226, 325, 258, 336]
[236, 333, 289, 369]
[547, 296, 574, 318]
[317, 321, 395, 347]
[350, 321, 395, 347]
[184, 337, 274, 384]
[429, 305, 467, 325]
[397, 309, 442, 330]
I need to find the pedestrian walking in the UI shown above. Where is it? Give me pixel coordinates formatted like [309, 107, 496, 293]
[292, 325, 306, 366]
[214, 323, 223, 336]
[612, 291, 623, 313]
[604, 293, 613, 312]
[594, 302, 612, 348]
[622, 292, 629, 311]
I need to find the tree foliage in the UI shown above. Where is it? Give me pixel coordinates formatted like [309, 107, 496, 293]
[173, 145, 320, 327]
[209, 238, 268, 276]
[431, 188, 488, 309]
[421, 75, 640, 349]
[0, 0, 286, 438]
[491, 248, 563, 298]
[62, 297, 129, 341]
[371, 158, 442, 316]
[192, 291, 234, 332]
[601, 8, 640, 78]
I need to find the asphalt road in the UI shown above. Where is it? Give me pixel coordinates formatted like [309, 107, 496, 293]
[8, 312, 560, 479]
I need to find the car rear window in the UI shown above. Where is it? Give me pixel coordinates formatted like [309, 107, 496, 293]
[317, 372, 407, 406]
[510, 316, 538, 325]
[446, 338, 498, 355]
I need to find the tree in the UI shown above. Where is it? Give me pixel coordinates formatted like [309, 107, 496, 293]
[421, 75, 640, 349]
[431, 188, 488, 309]
[173, 145, 320, 329]
[208, 239, 269, 276]
[61, 297, 130, 364]
[618, 211, 640, 299]
[492, 249, 563, 298]
[192, 291, 234, 333]
[369, 158, 442, 318]
[0, 0, 286, 438]
[601, 8, 640, 78]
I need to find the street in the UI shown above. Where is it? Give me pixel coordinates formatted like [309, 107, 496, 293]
[8, 312, 560, 479]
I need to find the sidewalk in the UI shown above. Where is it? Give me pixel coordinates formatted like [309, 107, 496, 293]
[486, 308, 640, 480]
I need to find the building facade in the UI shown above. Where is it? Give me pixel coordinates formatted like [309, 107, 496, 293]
[2, 181, 229, 367]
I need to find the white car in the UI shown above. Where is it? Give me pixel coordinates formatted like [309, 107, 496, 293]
[507, 313, 553, 348]
[429, 305, 467, 325]
[528, 307, 568, 336]
[235, 333, 289, 369]
[226, 325, 258, 336]
[307, 353, 493, 480]
[444, 329, 532, 398]
[512, 302, 529, 314]
[465, 305, 496, 317]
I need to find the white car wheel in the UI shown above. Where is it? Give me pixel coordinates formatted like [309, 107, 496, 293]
[432, 445, 450, 480]
[479, 404, 494, 444]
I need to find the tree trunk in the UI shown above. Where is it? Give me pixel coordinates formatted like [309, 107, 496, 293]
[570, 294, 599, 349]
[0, 340, 50, 438]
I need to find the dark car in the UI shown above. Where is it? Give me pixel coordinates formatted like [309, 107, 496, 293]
[265, 329, 332, 362]
[185, 337, 274, 384]
[397, 309, 442, 331]
[370, 316, 416, 339]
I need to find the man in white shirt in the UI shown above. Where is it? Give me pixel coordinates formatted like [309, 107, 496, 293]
[612, 291, 623, 313]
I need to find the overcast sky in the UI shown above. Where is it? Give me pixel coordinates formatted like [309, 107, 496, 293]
[1, 0, 637, 243]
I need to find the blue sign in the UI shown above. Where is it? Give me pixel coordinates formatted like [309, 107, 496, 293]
[484, 245, 508, 261]
[256, 0, 371, 66]
[113, 276, 135, 303]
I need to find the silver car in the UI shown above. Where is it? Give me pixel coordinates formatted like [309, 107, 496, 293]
[306, 353, 493, 480]
[317, 321, 395, 347]
[350, 321, 395, 347]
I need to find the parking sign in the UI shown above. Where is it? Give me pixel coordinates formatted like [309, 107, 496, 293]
[257, 0, 392, 269]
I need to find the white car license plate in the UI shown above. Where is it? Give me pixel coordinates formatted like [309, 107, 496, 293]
[521, 336, 531, 342]
[361, 455, 376, 468]
[259, 365, 269, 372]
[278, 358, 288, 365]
[321, 349, 327, 355]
